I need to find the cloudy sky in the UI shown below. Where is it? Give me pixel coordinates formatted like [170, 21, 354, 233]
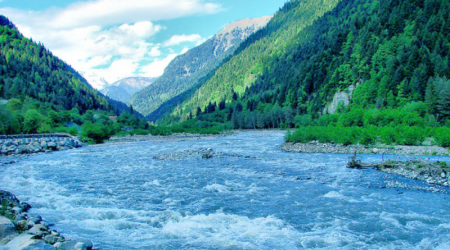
[0, 0, 287, 89]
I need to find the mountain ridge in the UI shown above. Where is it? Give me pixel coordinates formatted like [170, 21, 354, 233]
[100, 77, 157, 103]
[128, 15, 272, 117]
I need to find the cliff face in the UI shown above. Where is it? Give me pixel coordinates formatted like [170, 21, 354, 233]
[129, 16, 272, 117]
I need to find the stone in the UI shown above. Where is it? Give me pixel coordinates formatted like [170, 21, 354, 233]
[14, 219, 27, 229]
[20, 203, 31, 212]
[53, 242, 62, 249]
[27, 216, 42, 225]
[3, 234, 49, 250]
[77, 239, 93, 249]
[58, 241, 79, 250]
[47, 142, 57, 149]
[43, 235, 56, 245]
[50, 231, 59, 237]
[27, 224, 48, 236]
[74, 242, 87, 250]
[0, 234, 16, 245]
[12, 206, 23, 214]
[441, 172, 447, 178]
[0, 216, 18, 240]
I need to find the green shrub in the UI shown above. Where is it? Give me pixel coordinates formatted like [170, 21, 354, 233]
[81, 122, 112, 143]
[379, 127, 396, 144]
[435, 127, 450, 147]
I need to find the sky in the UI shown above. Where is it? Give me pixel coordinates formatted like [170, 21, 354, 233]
[0, 0, 287, 89]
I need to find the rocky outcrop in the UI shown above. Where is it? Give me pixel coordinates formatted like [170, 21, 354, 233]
[0, 190, 97, 250]
[0, 135, 82, 156]
[323, 85, 355, 114]
[153, 147, 253, 161]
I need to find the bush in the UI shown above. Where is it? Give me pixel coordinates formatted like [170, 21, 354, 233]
[435, 127, 450, 147]
[81, 122, 112, 143]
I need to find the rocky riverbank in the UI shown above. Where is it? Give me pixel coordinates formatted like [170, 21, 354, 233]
[347, 156, 450, 188]
[282, 141, 450, 156]
[0, 190, 97, 250]
[0, 136, 82, 156]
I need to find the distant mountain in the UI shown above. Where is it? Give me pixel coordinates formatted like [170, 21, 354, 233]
[100, 77, 157, 103]
[81, 71, 110, 90]
[129, 16, 272, 117]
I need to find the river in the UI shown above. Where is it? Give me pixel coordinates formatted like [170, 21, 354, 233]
[1, 131, 450, 249]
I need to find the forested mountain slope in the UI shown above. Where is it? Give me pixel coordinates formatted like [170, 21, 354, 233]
[0, 16, 111, 112]
[158, 0, 450, 129]
[0, 15, 147, 138]
[156, 0, 341, 123]
[129, 16, 272, 117]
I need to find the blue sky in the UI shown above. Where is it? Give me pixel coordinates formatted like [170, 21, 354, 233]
[0, 0, 287, 88]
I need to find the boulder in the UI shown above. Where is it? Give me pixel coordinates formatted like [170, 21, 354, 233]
[27, 224, 49, 236]
[3, 234, 55, 249]
[74, 242, 87, 250]
[47, 142, 57, 149]
[43, 235, 56, 245]
[0, 216, 18, 240]
[27, 216, 42, 225]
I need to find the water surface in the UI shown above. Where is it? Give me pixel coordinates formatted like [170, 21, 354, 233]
[1, 131, 450, 249]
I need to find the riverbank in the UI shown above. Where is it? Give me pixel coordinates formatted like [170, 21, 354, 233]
[347, 156, 450, 187]
[282, 141, 450, 156]
[0, 190, 97, 250]
[0, 134, 82, 156]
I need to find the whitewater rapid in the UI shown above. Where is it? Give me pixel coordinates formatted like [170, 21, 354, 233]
[1, 131, 450, 249]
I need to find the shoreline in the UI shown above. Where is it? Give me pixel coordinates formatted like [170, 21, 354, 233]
[282, 141, 450, 156]
[0, 190, 97, 250]
[283, 141, 450, 188]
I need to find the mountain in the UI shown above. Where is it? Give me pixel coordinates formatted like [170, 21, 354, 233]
[128, 16, 272, 117]
[81, 71, 110, 90]
[0, 15, 146, 136]
[154, 0, 450, 129]
[0, 15, 110, 112]
[100, 77, 157, 103]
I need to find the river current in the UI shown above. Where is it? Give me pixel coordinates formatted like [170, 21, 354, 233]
[1, 131, 450, 249]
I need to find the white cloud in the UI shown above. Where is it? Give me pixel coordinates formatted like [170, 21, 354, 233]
[180, 48, 190, 54]
[149, 46, 162, 57]
[0, 0, 221, 89]
[94, 59, 139, 83]
[163, 34, 203, 47]
[141, 53, 179, 78]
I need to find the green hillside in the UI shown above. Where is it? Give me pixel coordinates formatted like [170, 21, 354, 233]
[158, 0, 449, 122]
[159, 0, 341, 123]
[151, 0, 450, 146]
[130, 17, 272, 118]
[0, 16, 148, 142]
